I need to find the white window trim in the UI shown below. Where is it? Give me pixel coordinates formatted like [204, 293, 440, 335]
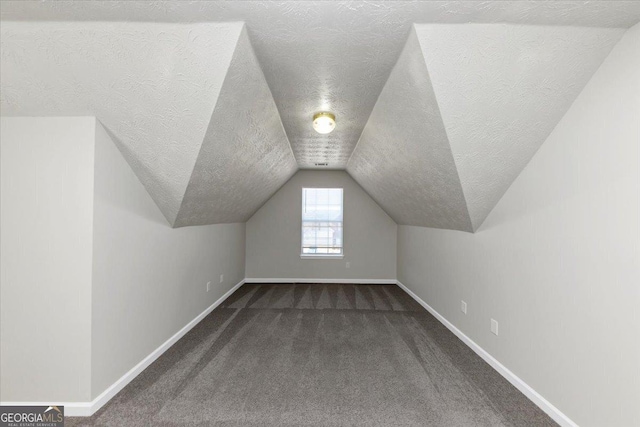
[300, 254, 344, 260]
[300, 187, 344, 258]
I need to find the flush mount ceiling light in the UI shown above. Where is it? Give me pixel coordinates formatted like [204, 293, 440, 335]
[313, 112, 336, 134]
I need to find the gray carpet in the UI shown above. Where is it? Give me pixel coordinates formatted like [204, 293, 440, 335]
[68, 284, 556, 426]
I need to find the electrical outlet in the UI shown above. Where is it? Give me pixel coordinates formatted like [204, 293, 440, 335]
[206, 281, 211, 292]
[346, 262, 350, 269]
[461, 300, 467, 314]
[491, 319, 499, 336]
[219, 274, 224, 283]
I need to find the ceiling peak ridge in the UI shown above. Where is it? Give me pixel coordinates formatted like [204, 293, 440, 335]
[347, 26, 474, 233]
[413, 23, 625, 230]
[240, 24, 299, 172]
[1, 21, 246, 226]
[345, 26, 415, 172]
[172, 22, 298, 227]
[171, 23, 249, 227]
[410, 23, 476, 230]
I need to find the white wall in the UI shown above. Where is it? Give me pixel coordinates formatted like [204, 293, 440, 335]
[91, 122, 246, 397]
[246, 170, 397, 281]
[1, 117, 95, 402]
[0, 117, 246, 404]
[397, 23, 639, 427]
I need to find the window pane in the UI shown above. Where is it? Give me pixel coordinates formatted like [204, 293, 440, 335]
[302, 188, 343, 255]
[303, 189, 343, 222]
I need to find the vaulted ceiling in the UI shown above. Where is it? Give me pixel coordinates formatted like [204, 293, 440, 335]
[1, 1, 639, 231]
[347, 23, 625, 231]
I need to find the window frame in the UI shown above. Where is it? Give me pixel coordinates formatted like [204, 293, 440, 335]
[300, 187, 344, 259]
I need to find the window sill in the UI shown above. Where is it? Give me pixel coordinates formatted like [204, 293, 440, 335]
[300, 254, 344, 260]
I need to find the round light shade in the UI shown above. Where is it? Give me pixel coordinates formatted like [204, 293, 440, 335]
[313, 112, 336, 134]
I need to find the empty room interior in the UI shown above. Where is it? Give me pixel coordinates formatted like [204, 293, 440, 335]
[1, 1, 639, 426]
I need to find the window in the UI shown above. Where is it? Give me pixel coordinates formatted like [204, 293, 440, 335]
[301, 188, 343, 256]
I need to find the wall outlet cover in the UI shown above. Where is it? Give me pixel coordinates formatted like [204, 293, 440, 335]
[206, 281, 211, 292]
[219, 274, 224, 283]
[461, 300, 467, 314]
[491, 319, 499, 335]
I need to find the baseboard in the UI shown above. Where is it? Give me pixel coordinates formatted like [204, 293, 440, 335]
[3, 278, 576, 424]
[395, 280, 578, 427]
[0, 279, 246, 417]
[244, 278, 397, 284]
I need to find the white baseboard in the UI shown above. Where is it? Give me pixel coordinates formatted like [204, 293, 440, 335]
[3, 278, 575, 425]
[395, 280, 578, 427]
[0, 279, 246, 417]
[244, 278, 397, 284]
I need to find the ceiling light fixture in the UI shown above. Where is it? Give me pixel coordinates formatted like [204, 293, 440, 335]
[313, 112, 336, 134]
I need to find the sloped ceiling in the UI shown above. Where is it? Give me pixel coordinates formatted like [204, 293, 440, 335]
[346, 28, 473, 231]
[348, 23, 626, 231]
[174, 27, 297, 226]
[414, 23, 626, 230]
[3, 1, 639, 171]
[0, 21, 242, 225]
[1, 2, 639, 231]
[0, 21, 296, 227]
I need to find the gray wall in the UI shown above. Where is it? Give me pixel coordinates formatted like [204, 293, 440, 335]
[397, 23, 639, 427]
[91, 122, 246, 397]
[246, 170, 397, 281]
[1, 117, 94, 402]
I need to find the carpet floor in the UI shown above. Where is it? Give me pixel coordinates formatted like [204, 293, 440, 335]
[68, 283, 556, 426]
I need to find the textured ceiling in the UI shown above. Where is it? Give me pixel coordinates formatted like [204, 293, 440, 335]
[1, 2, 639, 230]
[0, 21, 297, 227]
[347, 28, 473, 231]
[0, 21, 242, 225]
[3, 1, 640, 170]
[174, 27, 297, 226]
[414, 23, 625, 230]
[348, 23, 625, 231]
